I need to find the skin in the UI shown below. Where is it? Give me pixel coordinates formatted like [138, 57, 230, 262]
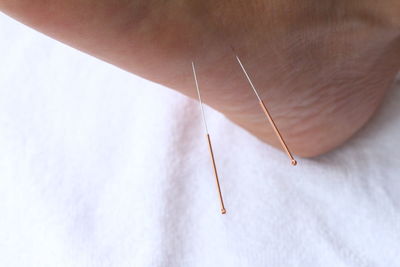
[1, 0, 399, 157]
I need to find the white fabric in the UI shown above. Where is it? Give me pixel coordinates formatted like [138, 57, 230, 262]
[1, 13, 400, 267]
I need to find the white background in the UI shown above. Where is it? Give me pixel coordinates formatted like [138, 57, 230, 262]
[1, 12, 400, 267]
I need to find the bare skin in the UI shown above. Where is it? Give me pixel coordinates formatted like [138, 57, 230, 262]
[1, 0, 399, 157]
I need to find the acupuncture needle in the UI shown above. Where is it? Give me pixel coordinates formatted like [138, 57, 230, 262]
[191, 61, 227, 214]
[235, 55, 297, 166]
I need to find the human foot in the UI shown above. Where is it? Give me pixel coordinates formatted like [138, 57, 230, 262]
[1, 0, 399, 157]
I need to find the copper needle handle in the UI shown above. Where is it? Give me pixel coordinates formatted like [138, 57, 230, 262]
[259, 100, 297, 166]
[206, 134, 227, 214]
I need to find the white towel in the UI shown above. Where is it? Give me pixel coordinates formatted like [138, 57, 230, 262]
[1, 13, 399, 267]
